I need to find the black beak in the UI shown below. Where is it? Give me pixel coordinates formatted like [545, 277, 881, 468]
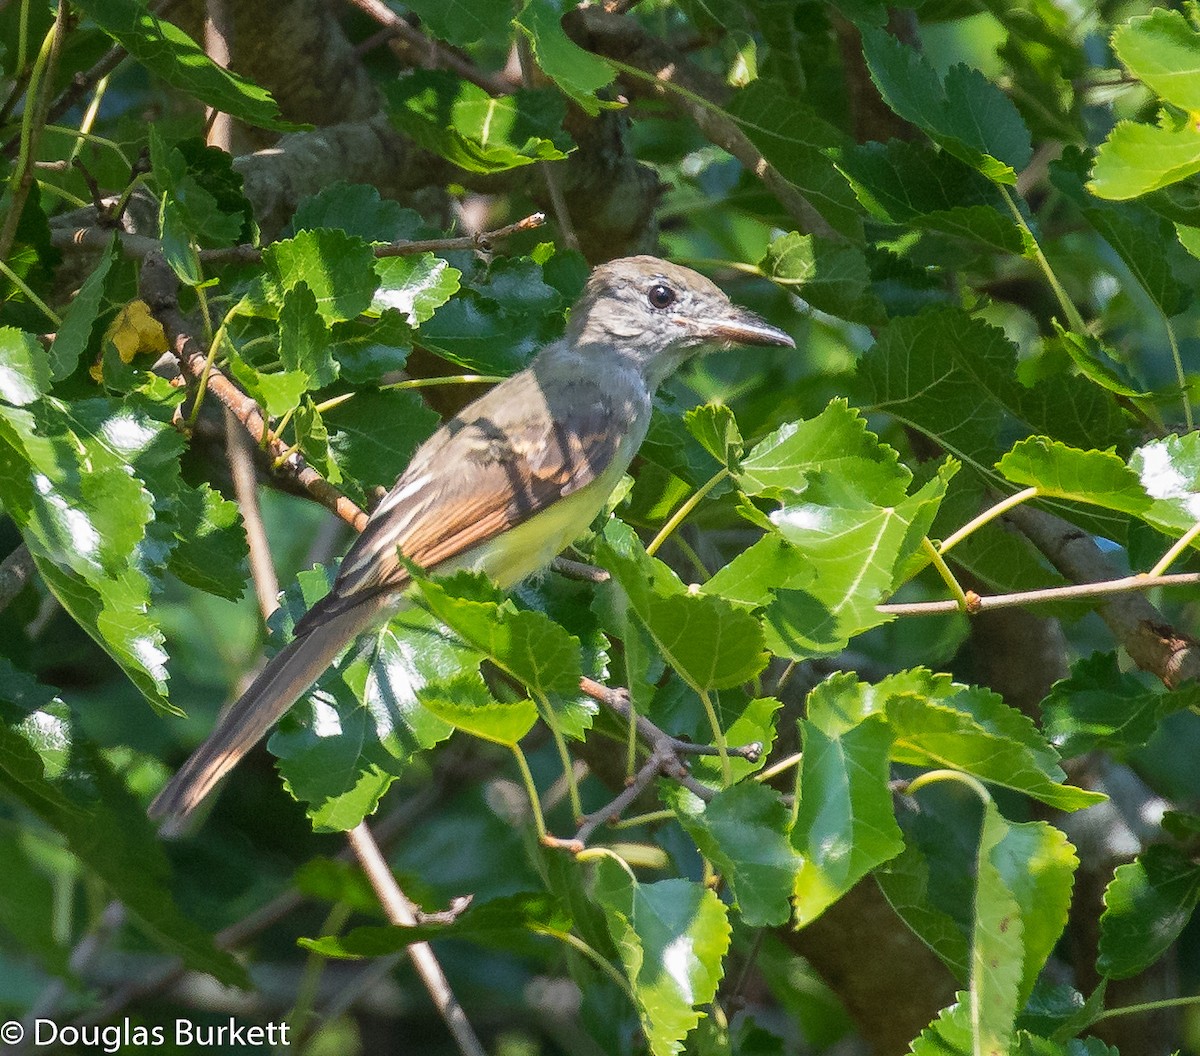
[701, 307, 795, 348]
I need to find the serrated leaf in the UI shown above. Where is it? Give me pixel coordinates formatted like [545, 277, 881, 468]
[387, 70, 573, 172]
[989, 818, 1077, 1006]
[270, 568, 466, 831]
[291, 182, 425, 242]
[760, 232, 886, 325]
[1098, 845, 1200, 979]
[1090, 120, 1200, 200]
[683, 403, 742, 471]
[418, 673, 538, 747]
[279, 282, 337, 388]
[739, 398, 909, 502]
[724, 79, 864, 240]
[886, 689, 1105, 811]
[0, 676, 246, 986]
[997, 438, 1151, 516]
[226, 352, 310, 417]
[48, 236, 117, 381]
[0, 327, 50, 406]
[71, 0, 292, 131]
[371, 254, 461, 326]
[596, 522, 768, 692]
[1129, 433, 1200, 537]
[401, 0, 513, 47]
[971, 801, 1025, 1056]
[413, 572, 583, 699]
[702, 534, 815, 607]
[263, 229, 378, 324]
[1041, 653, 1176, 756]
[166, 481, 247, 600]
[1112, 9, 1200, 112]
[325, 388, 440, 490]
[791, 715, 903, 925]
[862, 29, 1031, 183]
[593, 859, 731, 1056]
[667, 782, 801, 927]
[859, 308, 1125, 477]
[515, 0, 616, 117]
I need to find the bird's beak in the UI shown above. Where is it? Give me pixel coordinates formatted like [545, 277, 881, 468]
[699, 307, 795, 348]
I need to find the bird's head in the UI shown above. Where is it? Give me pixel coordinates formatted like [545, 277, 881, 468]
[564, 255, 794, 387]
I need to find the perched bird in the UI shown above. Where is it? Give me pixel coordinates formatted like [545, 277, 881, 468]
[149, 255, 793, 830]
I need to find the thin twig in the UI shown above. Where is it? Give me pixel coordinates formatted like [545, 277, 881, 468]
[341, 0, 513, 96]
[550, 557, 610, 583]
[52, 211, 546, 263]
[346, 822, 488, 1056]
[203, 0, 234, 153]
[225, 409, 281, 620]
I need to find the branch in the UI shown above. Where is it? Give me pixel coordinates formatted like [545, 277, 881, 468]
[1006, 504, 1200, 688]
[563, 6, 841, 241]
[138, 251, 369, 531]
[0, 545, 37, 616]
[53, 211, 546, 264]
[345, 822, 488, 1056]
[879, 571, 1200, 617]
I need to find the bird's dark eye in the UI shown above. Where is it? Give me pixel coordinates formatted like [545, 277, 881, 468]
[647, 283, 676, 310]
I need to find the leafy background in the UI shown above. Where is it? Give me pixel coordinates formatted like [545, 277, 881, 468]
[4, 0, 1200, 1054]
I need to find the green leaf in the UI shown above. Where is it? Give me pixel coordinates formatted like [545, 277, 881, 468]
[1112, 9, 1200, 112]
[271, 569, 464, 831]
[667, 782, 801, 927]
[0, 671, 246, 987]
[262, 229, 378, 324]
[861, 28, 1032, 183]
[593, 859, 731, 1056]
[1051, 150, 1192, 317]
[596, 521, 769, 692]
[48, 236, 117, 381]
[398, 0, 514, 47]
[515, 0, 616, 117]
[1041, 652, 1180, 756]
[1098, 845, 1200, 979]
[291, 182, 424, 243]
[226, 352, 310, 417]
[859, 308, 1126, 475]
[0, 327, 50, 406]
[371, 254, 461, 326]
[413, 571, 583, 699]
[418, 673, 538, 747]
[1089, 120, 1200, 200]
[908, 999, 973, 1056]
[166, 481, 247, 601]
[738, 398, 909, 502]
[1129, 433, 1200, 537]
[996, 438, 1151, 516]
[683, 403, 743, 471]
[885, 682, 1105, 811]
[702, 534, 815, 607]
[724, 79, 864, 240]
[386, 71, 572, 173]
[301, 893, 571, 958]
[71, 0, 292, 131]
[760, 232, 886, 325]
[762, 466, 952, 659]
[326, 389, 440, 491]
[971, 801, 1025, 1056]
[791, 715, 903, 925]
[989, 818, 1077, 1006]
[278, 282, 337, 388]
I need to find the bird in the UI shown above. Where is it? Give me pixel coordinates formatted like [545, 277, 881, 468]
[149, 254, 794, 830]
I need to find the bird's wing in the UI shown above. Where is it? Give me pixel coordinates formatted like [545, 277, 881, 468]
[305, 370, 628, 627]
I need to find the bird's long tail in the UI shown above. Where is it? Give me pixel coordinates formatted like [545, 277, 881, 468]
[148, 600, 382, 834]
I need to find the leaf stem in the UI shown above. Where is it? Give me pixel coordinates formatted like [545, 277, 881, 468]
[939, 487, 1039, 555]
[1163, 315, 1194, 431]
[1093, 994, 1200, 1023]
[529, 926, 636, 1003]
[922, 537, 970, 611]
[999, 185, 1087, 333]
[1147, 520, 1200, 578]
[510, 744, 548, 841]
[754, 751, 803, 784]
[383, 374, 507, 391]
[0, 258, 61, 326]
[698, 687, 732, 785]
[905, 768, 991, 802]
[646, 467, 729, 557]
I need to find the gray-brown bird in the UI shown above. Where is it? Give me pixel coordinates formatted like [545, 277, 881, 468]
[149, 255, 793, 830]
